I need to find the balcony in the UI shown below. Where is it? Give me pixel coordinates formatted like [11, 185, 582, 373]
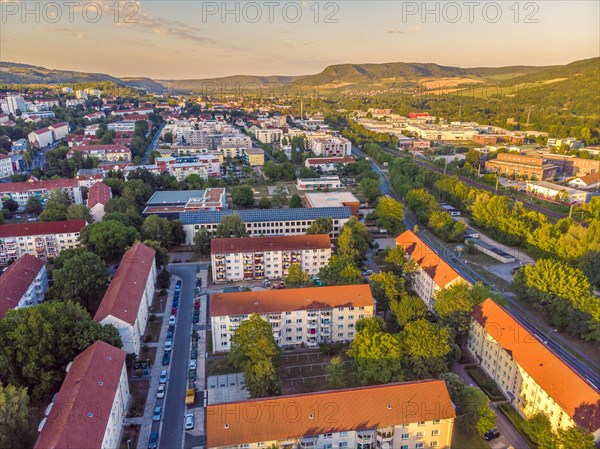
[377, 428, 394, 441]
[357, 430, 375, 444]
[321, 319, 330, 325]
[300, 436, 318, 448]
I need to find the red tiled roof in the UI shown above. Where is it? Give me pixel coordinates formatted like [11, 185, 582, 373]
[0, 154, 9, 160]
[573, 172, 600, 186]
[34, 341, 127, 449]
[306, 156, 354, 165]
[94, 243, 155, 326]
[32, 127, 51, 135]
[68, 144, 130, 152]
[207, 380, 455, 448]
[0, 178, 79, 193]
[0, 220, 86, 238]
[472, 299, 600, 432]
[49, 122, 68, 129]
[87, 182, 111, 208]
[211, 235, 330, 254]
[395, 230, 464, 288]
[0, 254, 45, 318]
[210, 284, 373, 317]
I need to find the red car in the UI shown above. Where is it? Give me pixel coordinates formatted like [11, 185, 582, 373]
[194, 302, 200, 310]
[171, 307, 177, 316]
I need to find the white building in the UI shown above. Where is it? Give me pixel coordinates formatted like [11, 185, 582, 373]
[76, 168, 105, 188]
[0, 178, 83, 211]
[256, 128, 283, 144]
[297, 176, 342, 190]
[305, 156, 354, 172]
[468, 299, 600, 442]
[48, 122, 69, 140]
[4, 95, 27, 115]
[34, 341, 129, 449]
[308, 136, 352, 157]
[94, 243, 157, 355]
[0, 254, 48, 319]
[395, 230, 468, 310]
[0, 220, 86, 265]
[568, 172, 600, 191]
[28, 127, 54, 148]
[526, 180, 597, 205]
[211, 235, 331, 283]
[210, 284, 374, 352]
[0, 154, 14, 179]
[207, 380, 455, 449]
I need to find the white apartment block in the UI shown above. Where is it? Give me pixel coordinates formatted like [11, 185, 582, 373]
[28, 127, 54, 148]
[0, 154, 14, 179]
[0, 220, 86, 265]
[220, 134, 252, 149]
[210, 284, 374, 352]
[468, 299, 600, 442]
[309, 136, 352, 157]
[395, 230, 468, 310]
[211, 235, 331, 283]
[66, 145, 132, 162]
[256, 128, 283, 144]
[94, 243, 157, 355]
[207, 380, 455, 449]
[34, 341, 129, 449]
[0, 254, 48, 319]
[49, 122, 69, 140]
[0, 178, 83, 211]
[4, 96, 27, 115]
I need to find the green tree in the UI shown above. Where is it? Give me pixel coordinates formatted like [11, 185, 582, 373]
[122, 178, 152, 208]
[370, 271, 405, 316]
[285, 263, 311, 288]
[2, 199, 19, 213]
[523, 413, 558, 449]
[557, 426, 596, 449]
[460, 386, 497, 436]
[375, 196, 406, 235]
[319, 254, 362, 286]
[66, 204, 92, 222]
[360, 177, 381, 203]
[289, 194, 303, 208]
[271, 186, 288, 207]
[142, 240, 170, 269]
[257, 196, 272, 209]
[80, 220, 140, 261]
[215, 215, 248, 238]
[402, 319, 450, 378]
[434, 283, 474, 334]
[142, 215, 174, 248]
[163, 131, 173, 143]
[193, 229, 211, 255]
[337, 218, 370, 262]
[231, 185, 255, 209]
[390, 294, 427, 327]
[243, 358, 281, 397]
[24, 196, 43, 215]
[306, 217, 333, 235]
[0, 384, 33, 449]
[325, 356, 345, 388]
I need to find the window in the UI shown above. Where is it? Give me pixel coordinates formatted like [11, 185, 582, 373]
[432, 420, 440, 425]
[431, 430, 440, 436]
[401, 446, 409, 449]
[340, 432, 348, 437]
[324, 433, 333, 439]
[323, 445, 332, 449]
[339, 443, 348, 448]
[416, 444, 424, 449]
[418, 421, 426, 426]
[430, 442, 438, 447]
[401, 434, 409, 440]
[416, 432, 424, 438]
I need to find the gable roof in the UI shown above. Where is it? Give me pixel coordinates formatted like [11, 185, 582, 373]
[211, 235, 330, 254]
[0, 254, 45, 318]
[0, 220, 86, 238]
[0, 178, 79, 193]
[572, 172, 600, 186]
[34, 341, 127, 449]
[206, 380, 455, 448]
[395, 230, 464, 288]
[94, 243, 155, 326]
[472, 299, 600, 432]
[87, 182, 111, 209]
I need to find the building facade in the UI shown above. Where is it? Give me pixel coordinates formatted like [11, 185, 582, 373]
[0, 178, 83, 211]
[210, 284, 374, 352]
[297, 176, 342, 190]
[256, 128, 283, 144]
[526, 180, 596, 205]
[0, 254, 48, 319]
[0, 220, 86, 265]
[66, 145, 132, 161]
[242, 147, 265, 166]
[468, 299, 600, 442]
[485, 153, 559, 180]
[28, 128, 54, 148]
[0, 154, 14, 179]
[211, 235, 331, 283]
[34, 341, 129, 449]
[88, 181, 112, 222]
[207, 380, 455, 449]
[308, 137, 352, 157]
[305, 156, 354, 172]
[94, 243, 157, 355]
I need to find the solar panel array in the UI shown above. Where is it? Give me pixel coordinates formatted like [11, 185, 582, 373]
[179, 207, 352, 225]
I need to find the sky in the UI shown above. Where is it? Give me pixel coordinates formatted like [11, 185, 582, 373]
[1, 1, 599, 79]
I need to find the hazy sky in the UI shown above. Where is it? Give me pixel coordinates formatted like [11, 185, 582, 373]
[1, 1, 599, 79]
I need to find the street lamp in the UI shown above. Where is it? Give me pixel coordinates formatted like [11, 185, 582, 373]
[543, 329, 558, 345]
[127, 439, 131, 449]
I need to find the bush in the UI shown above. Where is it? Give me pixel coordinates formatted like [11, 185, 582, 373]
[157, 269, 170, 289]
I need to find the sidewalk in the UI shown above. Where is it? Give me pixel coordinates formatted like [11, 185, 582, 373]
[136, 275, 180, 449]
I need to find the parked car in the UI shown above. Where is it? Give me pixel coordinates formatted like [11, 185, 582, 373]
[171, 307, 177, 316]
[165, 340, 172, 352]
[194, 301, 200, 310]
[148, 431, 158, 449]
[192, 314, 199, 323]
[167, 330, 173, 340]
[185, 413, 195, 430]
[196, 278, 202, 287]
[189, 360, 197, 370]
[169, 315, 176, 326]
[191, 349, 198, 360]
[152, 406, 162, 422]
[159, 370, 167, 384]
[484, 429, 500, 441]
[173, 299, 179, 309]
[168, 323, 175, 332]
[156, 384, 165, 399]
[191, 331, 198, 342]
[162, 352, 170, 366]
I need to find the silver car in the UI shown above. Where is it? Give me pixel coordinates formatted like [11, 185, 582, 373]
[185, 413, 194, 430]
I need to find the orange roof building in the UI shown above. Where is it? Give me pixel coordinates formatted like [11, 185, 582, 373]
[207, 380, 456, 449]
[469, 299, 600, 440]
[395, 230, 467, 310]
[210, 285, 374, 351]
[34, 341, 129, 449]
[94, 243, 157, 355]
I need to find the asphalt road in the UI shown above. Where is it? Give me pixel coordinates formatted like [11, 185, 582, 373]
[142, 122, 166, 165]
[159, 264, 197, 449]
[353, 146, 600, 391]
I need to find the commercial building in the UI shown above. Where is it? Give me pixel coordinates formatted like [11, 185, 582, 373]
[543, 154, 600, 178]
[0, 154, 14, 179]
[34, 341, 129, 449]
[308, 136, 352, 157]
[305, 191, 360, 217]
[88, 181, 112, 222]
[143, 188, 226, 218]
[485, 153, 559, 180]
[297, 176, 342, 191]
[181, 207, 352, 243]
[0, 178, 83, 211]
[0, 220, 86, 265]
[526, 180, 597, 205]
[242, 147, 265, 166]
[94, 243, 156, 355]
[207, 380, 455, 449]
[395, 230, 467, 310]
[305, 156, 354, 172]
[468, 299, 600, 442]
[0, 254, 48, 319]
[211, 235, 331, 283]
[210, 284, 374, 351]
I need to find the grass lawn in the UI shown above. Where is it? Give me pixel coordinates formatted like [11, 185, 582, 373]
[144, 318, 163, 343]
[206, 356, 238, 377]
[139, 346, 157, 364]
[150, 292, 166, 314]
[467, 367, 505, 401]
[451, 426, 489, 449]
[127, 379, 149, 417]
[499, 403, 535, 447]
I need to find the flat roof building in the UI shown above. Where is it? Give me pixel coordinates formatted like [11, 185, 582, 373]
[305, 191, 360, 217]
[143, 188, 227, 218]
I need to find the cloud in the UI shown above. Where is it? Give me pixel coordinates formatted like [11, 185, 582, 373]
[387, 29, 404, 34]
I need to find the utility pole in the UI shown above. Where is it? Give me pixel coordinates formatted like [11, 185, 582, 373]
[495, 176, 499, 193]
[569, 203, 574, 220]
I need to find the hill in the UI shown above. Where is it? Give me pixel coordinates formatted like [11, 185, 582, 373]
[0, 61, 122, 85]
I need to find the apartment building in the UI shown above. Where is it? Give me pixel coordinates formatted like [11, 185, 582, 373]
[207, 380, 455, 449]
[143, 188, 226, 218]
[485, 153, 559, 180]
[305, 191, 360, 217]
[28, 127, 54, 148]
[211, 235, 331, 283]
[34, 341, 129, 449]
[4, 95, 27, 115]
[88, 181, 112, 222]
[0, 154, 14, 179]
[468, 299, 600, 442]
[210, 284, 374, 352]
[76, 167, 105, 187]
[305, 156, 354, 172]
[0, 254, 48, 319]
[220, 134, 252, 149]
[0, 178, 83, 211]
[94, 243, 157, 355]
[309, 136, 352, 157]
[395, 230, 467, 310]
[154, 155, 221, 181]
[49, 122, 69, 140]
[297, 176, 342, 190]
[66, 145, 132, 162]
[256, 128, 283, 144]
[0, 220, 86, 265]
[242, 147, 265, 166]
[181, 207, 352, 243]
